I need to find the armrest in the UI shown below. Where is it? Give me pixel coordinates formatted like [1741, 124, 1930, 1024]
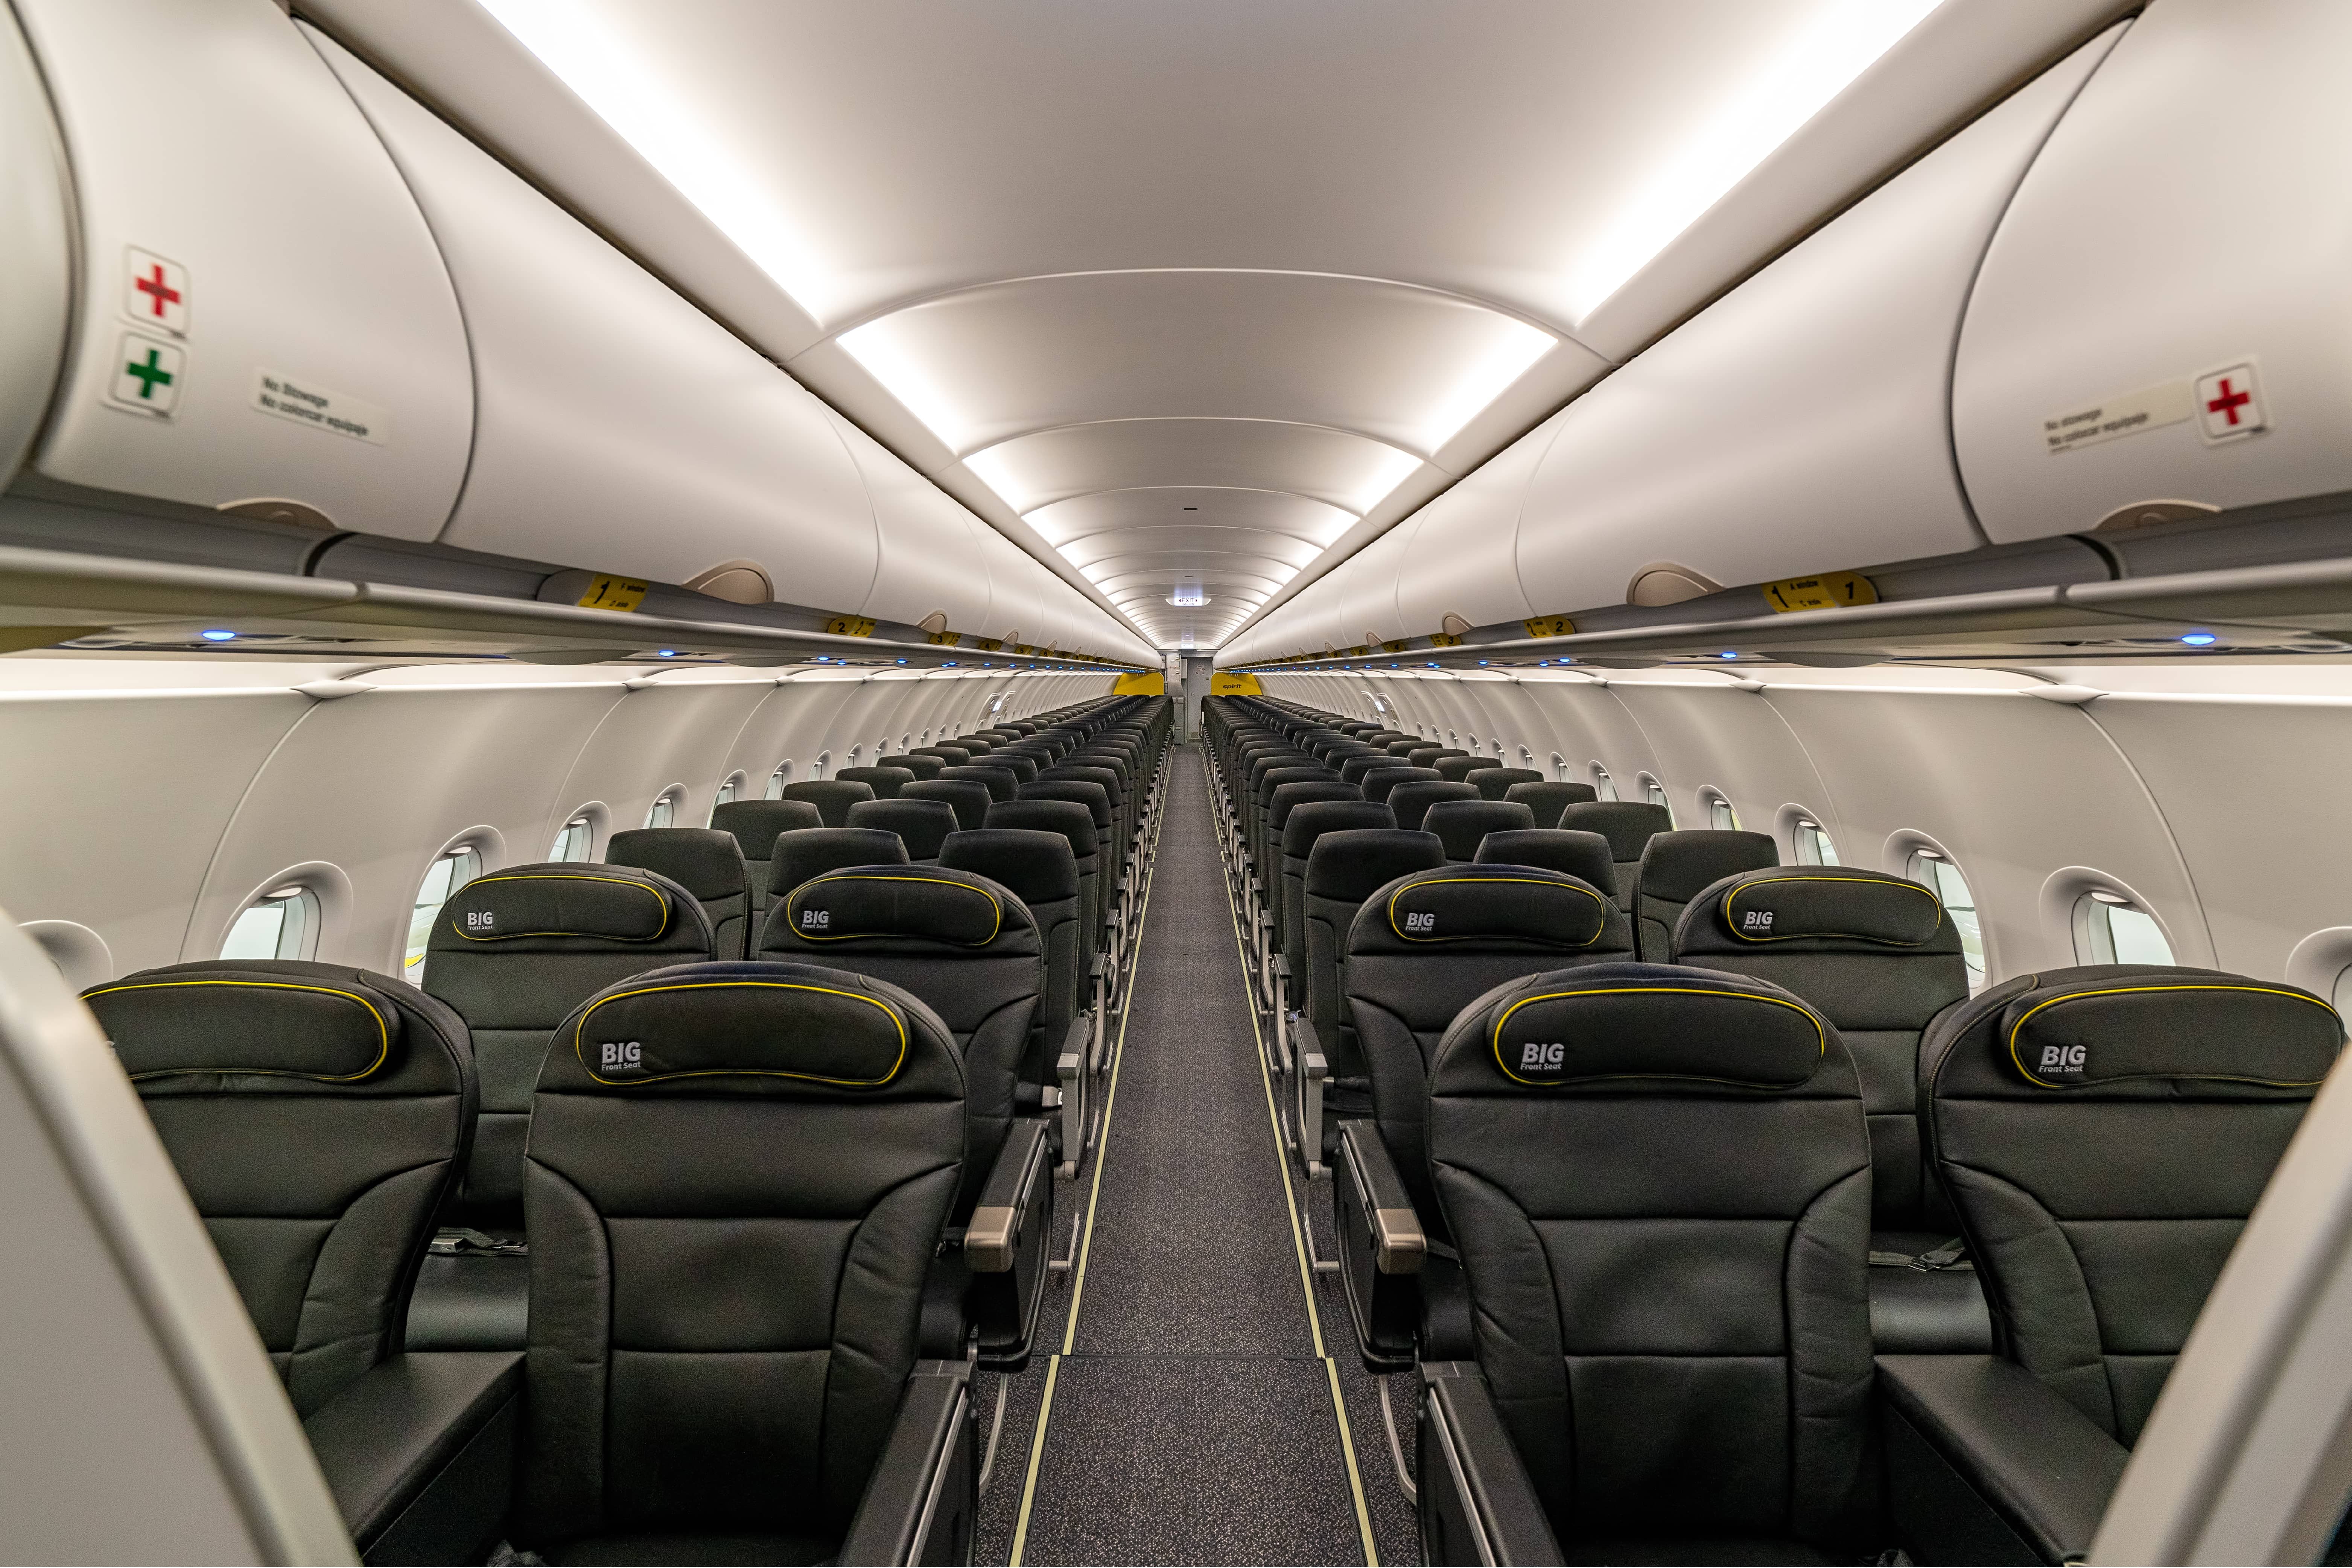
[838, 1361, 975, 1567]
[1878, 1354, 2130, 1566]
[967, 1117, 1056, 1371]
[1333, 1119, 1424, 1374]
[1055, 1016, 1088, 1178]
[966, 1116, 1051, 1273]
[1419, 1363, 1565, 1566]
[1338, 1118, 1424, 1274]
[302, 1350, 522, 1557]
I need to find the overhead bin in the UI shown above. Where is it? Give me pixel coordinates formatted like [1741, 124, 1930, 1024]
[314, 33, 884, 614]
[1511, 27, 2121, 618]
[17, 0, 473, 541]
[0, 9, 69, 488]
[1953, 0, 2352, 543]
[1390, 415, 1558, 637]
[828, 411, 994, 636]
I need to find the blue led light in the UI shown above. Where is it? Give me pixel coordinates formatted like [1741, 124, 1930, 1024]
[896, 658, 907, 664]
[656, 649, 677, 657]
[1537, 660, 1549, 666]
[1477, 660, 1488, 666]
[2181, 632, 2218, 646]
[1718, 651, 1739, 660]
[199, 629, 236, 642]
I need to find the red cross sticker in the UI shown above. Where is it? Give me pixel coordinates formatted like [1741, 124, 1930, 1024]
[124, 247, 187, 335]
[2195, 362, 2265, 443]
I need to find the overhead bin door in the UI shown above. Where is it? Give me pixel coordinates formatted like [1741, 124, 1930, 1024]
[1954, 0, 2352, 542]
[312, 31, 879, 613]
[1511, 27, 2122, 615]
[19, 0, 472, 539]
[1391, 414, 1559, 639]
[829, 411, 992, 636]
[0, 8, 69, 488]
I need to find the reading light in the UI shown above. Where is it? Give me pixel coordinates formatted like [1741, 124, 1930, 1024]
[200, 629, 236, 641]
[656, 649, 678, 657]
[2180, 632, 2218, 646]
[1719, 651, 1739, 660]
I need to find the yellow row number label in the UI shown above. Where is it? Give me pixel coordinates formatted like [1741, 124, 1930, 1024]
[1763, 571, 1878, 613]
[576, 575, 650, 613]
[823, 615, 877, 637]
[1522, 615, 1575, 639]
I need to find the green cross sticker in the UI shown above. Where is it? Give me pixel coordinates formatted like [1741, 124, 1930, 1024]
[108, 331, 184, 418]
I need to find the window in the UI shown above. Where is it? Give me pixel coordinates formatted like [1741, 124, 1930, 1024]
[404, 849, 482, 978]
[714, 776, 740, 809]
[1641, 776, 1673, 823]
[764, 762, 794, 798]
[1591, 762, 1618, 800]
[2075, 890, 2175, 966]
[1707, 792, 1739, 831]
[645, 793, 679, 829]
[222, 885, 320, 961]
[2331, 965, 2352, 1025]
[813, 750, 831, 779]
[551, 817, 593, 861]
[1793, 818, 1839, 865]
[1908, 850, 1986, 992]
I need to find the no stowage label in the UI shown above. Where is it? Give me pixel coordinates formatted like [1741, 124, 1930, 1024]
[253, 370, 390, 445]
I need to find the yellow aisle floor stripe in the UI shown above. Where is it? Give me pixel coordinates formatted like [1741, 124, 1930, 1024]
[1008, 766, 1164, 1566]
[1217, 754, 1380, 1567]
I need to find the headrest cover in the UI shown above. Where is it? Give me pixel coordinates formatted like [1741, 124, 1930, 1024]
[986, 799, 1098, 855]
[88, 967, 399, 1081]
[1389, 780, 1480, 831]
[445, 868, 675, 943]
[1305, 829, 1446, 902]
[1475, 829, 1614, 890]
[781, 868, 1007, 947]
[1555, 801, 1673, 861]
[712, 799, 823, 859]
[570, 967, 914, 1087]
[846, 798, 959, 857]
[606, 828, 748, 900]
[1485, 965, 1827, 1090]
[1423, 799, 1537, 860]
[835, 767, 916, 797]
[2003, 976, 2341, 1089]
[941, 829, 1079, 904]
[1283, 800, 1396, 856]
[879, 754, 944, 780]
[1716, 869, 1941, 947]
[1269, 781, 1361, 830]
[1362, 767, 1441, 804]
[1385, 867, 1611, 947]
[1466, 768, 1544, 799]
[772, 828, 910, 894]
[1640, 830, 1778, 904]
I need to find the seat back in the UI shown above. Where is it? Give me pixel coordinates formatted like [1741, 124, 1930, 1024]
[989, 753, 1041, 785]
[1388, 779, 1479, 832]
[846, 797, 960, 862]
[423, 865, 716, 1226]
[1422, 799, 1537, 861]
[901, 777, 992, 832]
[1339, 754, 1399, 787]
[1277, 801, 1395, 999]
[1301, 829, 1447, 1078]
[778, 779, 875, 827]
[1345, 865, 1633, 1214]
[607, 827, 753, 960]
[834, 765, 916, 799]
[1555, 801, 1673, 904]
[1434, 755, 1489, 783]
[1428, 964, 1874, 1551]
[773, 827, 911, 897]
[758, 866, 1042, 1213]
[1503, 780, 1599, 828]
[1635, 830, 1779, 961]
[878, 753, 944, 780]
[940, 763, 1019, 803]
[86, 960, 474, 1414]
[1923, 965, 2340, 1443]
[993, 797, 1103, 960]
[1406, 746, 1468, 771]
[516, 962, 964, 1551]
[911, 745, 971, 768]
[1474, 829, 1616, 889]
[1466, 767, 1543, 800]
[1675, 866, 1968, 1230]
[941, 827, 1084, 1049]
[712, 800, 823, 925]
[1363, 765, 1442, 805]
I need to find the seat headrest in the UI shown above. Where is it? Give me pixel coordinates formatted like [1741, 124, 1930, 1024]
[1441, 963, 1833, 1092]
[1999, 969, 2340, 1091]
[1466, 767, 1544, 800]
[1501, 780, 1600, 827]
[834, 766, 916, 798]
[1555, 801, 1673, 861]
[606, 828, 749, 900]
[1639, 830, 1779, 904]
[845, 797, 960, 859]
[914, 746, 972, 766]
[441, 864, 684, 944]
[985, 798, 1098, 855]
[900, 778, 993, 830]
[1423, 799, 1538, 861]
[777, 865, 1015, 947]
[1362, 767, 1442, 804]
[1021, 780, 1112, 829]
[1282, 800, 1397, 857]
[1389, 780, 1480, 832]
[554, 961, 957, 1096]
[1435, 756, 1489, 783]
[87, 962, 405, 1082]
[939, 764, 1019, 803]
[1474, 829, 1615, 890]
[941, 829, 1080, 905]
[1703, 867, 1943, 948]
[991, 755, 1041, 784]
[711, 799, 824, 859]
[1376, 865, 1614, 949]
[878, 753, 944, 780]
[1269, 781, 1361, 830]
[1305, 828, 1447, 902]
[771, 828, 910, 895]
[1257, 765, 1335, 801]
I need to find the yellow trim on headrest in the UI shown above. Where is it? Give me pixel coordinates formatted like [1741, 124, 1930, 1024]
[447, 872, 674, 943]
[1492, 985, 1827, 1087]
[1387, 874, 1607, 944]
[82, 979, 392, 1081]
[1719, 874, 1940, 945]
[781, 873, 1005, 944]
[2007, 984, 2341, 1089]
[574, 980, 910, 1086]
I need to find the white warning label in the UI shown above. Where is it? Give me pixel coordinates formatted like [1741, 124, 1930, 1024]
[251, 370, 390, 445]
[2043, 380, 2192, 454]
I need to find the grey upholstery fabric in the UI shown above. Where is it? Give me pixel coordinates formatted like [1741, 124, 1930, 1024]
[777, 780, 875, 828]
[939, 764, 1019, 804]
[834, 766, 916, 799]
[876, 753, 944, 781]
[900, 778, 992, 833]
[1635, 830, 1779, 962]
[989, 798, 1103, 967]
[1923, 964, 2340, 1443]
[1555, 801, 1673, 905]
[771, 829, 910, 898]
[845, 797, 960, 863]
[1429, 962, 1876, 1554]
[89, 960, 475, 1415]
[712, 800, 823, 925]
[1502, 780, 1599, 829]
[1474, 829, 1616, 891]
[1388, 780, 1480, 833]
[1362, 766, 1443, 805]
[1465, 767, 1544, 800]
[1423, 799, 1538, 862]
[942, 826, 1085, 1057]
[607, 828, 753, 961]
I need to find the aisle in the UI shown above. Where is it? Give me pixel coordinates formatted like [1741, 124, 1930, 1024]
[980, 745, 1378, 1566]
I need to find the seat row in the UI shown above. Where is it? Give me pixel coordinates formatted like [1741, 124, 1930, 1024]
[1214, 694, 2347, 1563]
[76, 695, 1169, 1563]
